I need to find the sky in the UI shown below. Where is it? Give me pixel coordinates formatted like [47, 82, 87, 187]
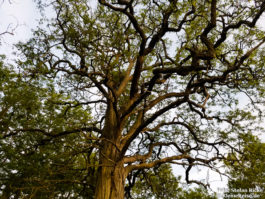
[0, 1, 264, 198]
[0, 0, 39, 56]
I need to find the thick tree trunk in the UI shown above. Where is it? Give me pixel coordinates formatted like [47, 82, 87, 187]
[94, 102, 127, 199]
[94, 145, 126, 199]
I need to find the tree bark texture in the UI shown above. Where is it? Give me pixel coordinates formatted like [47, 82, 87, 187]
[95, 148, 126, 199]
[95, 103, 126, 199]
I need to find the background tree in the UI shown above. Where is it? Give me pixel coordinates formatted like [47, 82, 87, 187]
[129, 164, 217, 199]
[128, 164, 182, 199]
[1, 0, 265, 198]
[0, 59, 98, 198]
[224, 134, 265, 199]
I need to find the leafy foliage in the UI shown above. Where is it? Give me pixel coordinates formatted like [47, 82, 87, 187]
[129, 164, 217, 199]
[0, 61, 97, 198]
[129, 164, 181, 199]
[224, 134, 265, 199]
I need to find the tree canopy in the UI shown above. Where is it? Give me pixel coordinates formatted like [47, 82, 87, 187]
[1, 0, 265, 198]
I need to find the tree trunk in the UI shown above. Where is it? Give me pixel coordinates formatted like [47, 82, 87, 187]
[95, 143, 126, 199]
[94, 102, 126, 199]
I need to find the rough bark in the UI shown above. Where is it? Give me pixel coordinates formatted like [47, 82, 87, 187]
[95, 144, 126, 199]
[95, 102, 126, 199]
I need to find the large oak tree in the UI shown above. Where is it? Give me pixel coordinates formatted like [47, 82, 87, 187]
[1, 0, 265, 198]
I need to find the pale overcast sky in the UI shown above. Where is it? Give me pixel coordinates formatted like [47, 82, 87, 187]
[0, 0, 39, 55]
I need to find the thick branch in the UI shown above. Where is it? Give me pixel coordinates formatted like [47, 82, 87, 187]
[124, 142, 184, 163]
[2, 126, 103, 140]
[126, 154, 190, 172]
[200, 0, 216, 56]
[116, 59, 134, 97]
